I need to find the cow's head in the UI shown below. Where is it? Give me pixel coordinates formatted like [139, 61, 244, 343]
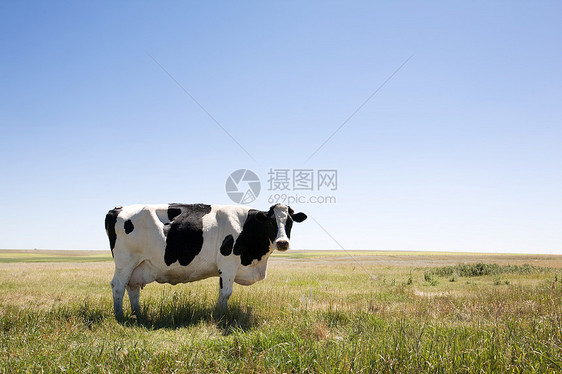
[261, 204, 307, 251]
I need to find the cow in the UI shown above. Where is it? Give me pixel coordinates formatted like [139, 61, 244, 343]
[104, 203, 307, 319]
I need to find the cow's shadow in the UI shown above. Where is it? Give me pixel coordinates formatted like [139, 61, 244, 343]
[121, 304, 255, 335]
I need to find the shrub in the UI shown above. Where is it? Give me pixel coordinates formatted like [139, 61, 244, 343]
[430, 263, 549, 278]
[423, 272, 439, 286]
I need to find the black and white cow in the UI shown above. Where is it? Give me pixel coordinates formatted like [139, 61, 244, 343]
[104, 203, 307, 318]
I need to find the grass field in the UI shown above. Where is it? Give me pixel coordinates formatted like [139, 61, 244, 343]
[1, 250, 561, 373]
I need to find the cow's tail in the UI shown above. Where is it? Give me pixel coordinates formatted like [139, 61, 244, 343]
[105, 207, 123, 257]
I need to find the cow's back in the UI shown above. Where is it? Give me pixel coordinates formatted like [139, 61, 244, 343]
[105, 204, 252, 284]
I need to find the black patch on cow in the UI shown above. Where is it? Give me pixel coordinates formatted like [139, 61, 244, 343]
[233, 209, 279, 266]
[219, 277, 223, 289]
[163, 203, 212, 266]
[220, 234, 234, 256]
[104, 207, 123, 257]
[285, 217, 293, 239]
[124, 220, 134, 234]
[167, 206, 183, 221]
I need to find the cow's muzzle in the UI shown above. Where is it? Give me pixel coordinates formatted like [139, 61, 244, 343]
[275, 240, 290, 251]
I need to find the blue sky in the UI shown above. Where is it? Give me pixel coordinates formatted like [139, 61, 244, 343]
[1, 2, 561, 253]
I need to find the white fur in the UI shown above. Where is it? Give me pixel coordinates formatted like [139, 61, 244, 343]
[272, 204, 290, 247]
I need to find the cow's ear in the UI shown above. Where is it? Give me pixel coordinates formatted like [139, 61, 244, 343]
[255, 211, 268, 223]
[292, 212, 307, 223]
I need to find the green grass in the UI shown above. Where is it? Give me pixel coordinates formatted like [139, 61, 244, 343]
[0, 251, 112, 263]
[428, 263, 552, 278]
[1, 252, 562, 372]
[0, 254, 112, 263]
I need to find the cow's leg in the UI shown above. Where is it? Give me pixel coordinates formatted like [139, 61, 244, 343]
[111, 273, 126, 319]
[111, 265, 135, 319]
[217, 274, 234, 309]
[218, 280, 233, 309]
[126, 285, 141, 316]
[217, 245, 241, 310]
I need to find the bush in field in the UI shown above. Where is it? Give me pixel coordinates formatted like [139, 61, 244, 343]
[423, 272, 439, 286]
[430, 263, 549, 278]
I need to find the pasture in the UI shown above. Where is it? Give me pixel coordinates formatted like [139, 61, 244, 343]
[1, 250, 561, 373]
